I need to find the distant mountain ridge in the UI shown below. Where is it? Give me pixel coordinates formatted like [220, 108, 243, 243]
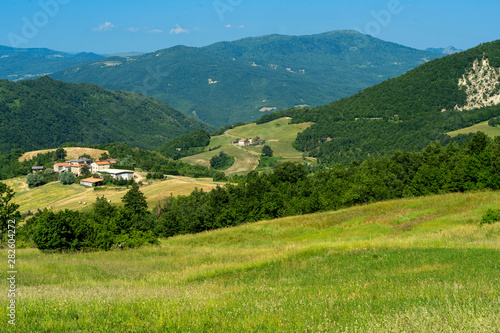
[0, 77, 212, 153]
[0, 45, 105, 81]
[50, 30, 445, 127]
[426, 46, 463, 55]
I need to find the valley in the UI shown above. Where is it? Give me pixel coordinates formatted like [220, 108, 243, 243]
[0, 15, 499, 332]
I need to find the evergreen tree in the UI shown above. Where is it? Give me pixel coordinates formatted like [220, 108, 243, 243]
[0, 183, 21, 232]
[122, 182, 148, 216]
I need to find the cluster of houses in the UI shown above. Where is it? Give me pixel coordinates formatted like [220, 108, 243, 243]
[232, 136, 265, 147]
[44, 157, 135, 187]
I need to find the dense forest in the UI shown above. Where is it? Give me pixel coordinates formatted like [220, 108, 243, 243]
[257, 40, 500, 166]
[0, 77, 212, 153]
[8, 132, 500, 250]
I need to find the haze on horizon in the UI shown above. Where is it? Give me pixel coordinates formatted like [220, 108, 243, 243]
[0, 0, 498, 54]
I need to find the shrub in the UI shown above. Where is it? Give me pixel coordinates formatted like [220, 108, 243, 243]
[481, 209, 500, 225]
[59, 171, 75, 185]
[26, 173, 46, 187]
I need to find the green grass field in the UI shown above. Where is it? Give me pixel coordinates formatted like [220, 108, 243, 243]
[1, 176, 220, 215]
[2, 191, 499, 332]
[447, 121, 500, 138]
[182, 118, 315, 175]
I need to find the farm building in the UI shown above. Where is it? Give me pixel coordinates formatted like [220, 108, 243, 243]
[91, 161, 111, 173]
[67, 158, 92, 166]
[80, 177, 103, 187]
[53, 163, 71, 173]
[32, 166, 44, 173]
[238, 139, 250, 146]
[98, 169, 134, 180]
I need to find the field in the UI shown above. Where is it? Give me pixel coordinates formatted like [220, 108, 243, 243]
[447, 121, 500, 138]
[182, 118, 315, 175]
[2, 191, 499, 332]
[18, 147, 109, 162]
[1, 176, 220, 214]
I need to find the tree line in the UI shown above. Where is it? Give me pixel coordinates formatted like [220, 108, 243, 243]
[4, 132, 500, 251]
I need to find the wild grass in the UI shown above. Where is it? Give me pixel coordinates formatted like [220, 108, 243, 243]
[447, 120, 500, 138]
[1, 191, 499, 332]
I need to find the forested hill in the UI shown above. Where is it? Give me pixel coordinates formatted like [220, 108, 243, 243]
[259, 40, 500, 165]
[0, 45, 104, 81]
[0, 77, 212, 153]
[50, 30, 443, 127]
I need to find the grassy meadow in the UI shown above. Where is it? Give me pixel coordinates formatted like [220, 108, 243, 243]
[1, 176, 220, 215]
[182, 118, 315, 175]
[2, 190, 499, 332]
[447, 121, 500, 138]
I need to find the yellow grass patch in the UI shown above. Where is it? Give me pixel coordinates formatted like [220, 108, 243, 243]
[19, 147, 109, 162]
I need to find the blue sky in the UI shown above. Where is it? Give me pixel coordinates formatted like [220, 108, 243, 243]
[1, 0, 498, 54]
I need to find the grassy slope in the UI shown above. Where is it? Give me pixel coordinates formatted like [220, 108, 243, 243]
[18, 147, 109, 162]
[2, 176, 219, 214]
[3, 191, 499, 332]
[447, 120, 500, 138]
[181, 118, 314, 175]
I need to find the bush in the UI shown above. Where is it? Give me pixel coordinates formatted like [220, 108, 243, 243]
[26, 173, 46, 188]
[213, 171, 227, 182]
[210, 151, 235, 170]
[59, 172, 75, 185]
[481, 209, 500, 225]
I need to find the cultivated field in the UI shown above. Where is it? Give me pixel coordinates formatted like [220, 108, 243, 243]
[2, 176, 220, 214]
[182, 118, 315, 175]
[18, 147, 109, 162]
[447, 121, 500, 138]
[2, 191, 499, 332]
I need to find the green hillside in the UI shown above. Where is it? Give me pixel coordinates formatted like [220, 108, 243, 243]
[0, 76, 213, 153]
[0, 45, 104, 81]
[262, 39, 500, 165]
[4, 191, 499, 332]
[50, 31, 443, 127]
[181, 118, 314, 175]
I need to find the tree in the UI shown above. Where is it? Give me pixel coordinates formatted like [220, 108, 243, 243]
[0, 183, 21, 232]
[55, 147, 67, 160]
[100, 152, 110, 161]
[122, 182, 148, 216]
[213, 171, 227, 182]
[262, 145, 274, 157]
[79, 154, 92, 159]
[81, 164, 91, 177]
[32, 209, 78, 250]
[59, 172, 75, 185]
[26, 173, 45, 187]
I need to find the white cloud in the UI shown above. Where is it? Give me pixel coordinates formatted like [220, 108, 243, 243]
[125, 27, 140, 33]
[169, 24, 190, 35]
[93, 22, 116, 32]
[238, 25, 245, 29]
[225, 24, 232, 28]
[146, 28, 163, 34]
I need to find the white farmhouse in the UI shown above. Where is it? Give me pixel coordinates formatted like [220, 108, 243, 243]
[98, 169, 135, 180]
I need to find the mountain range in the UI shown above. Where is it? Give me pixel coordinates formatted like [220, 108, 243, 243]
[0, 45, 104, 81]
[0, 76, 212, 153]
[50, 30, 445, 127]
